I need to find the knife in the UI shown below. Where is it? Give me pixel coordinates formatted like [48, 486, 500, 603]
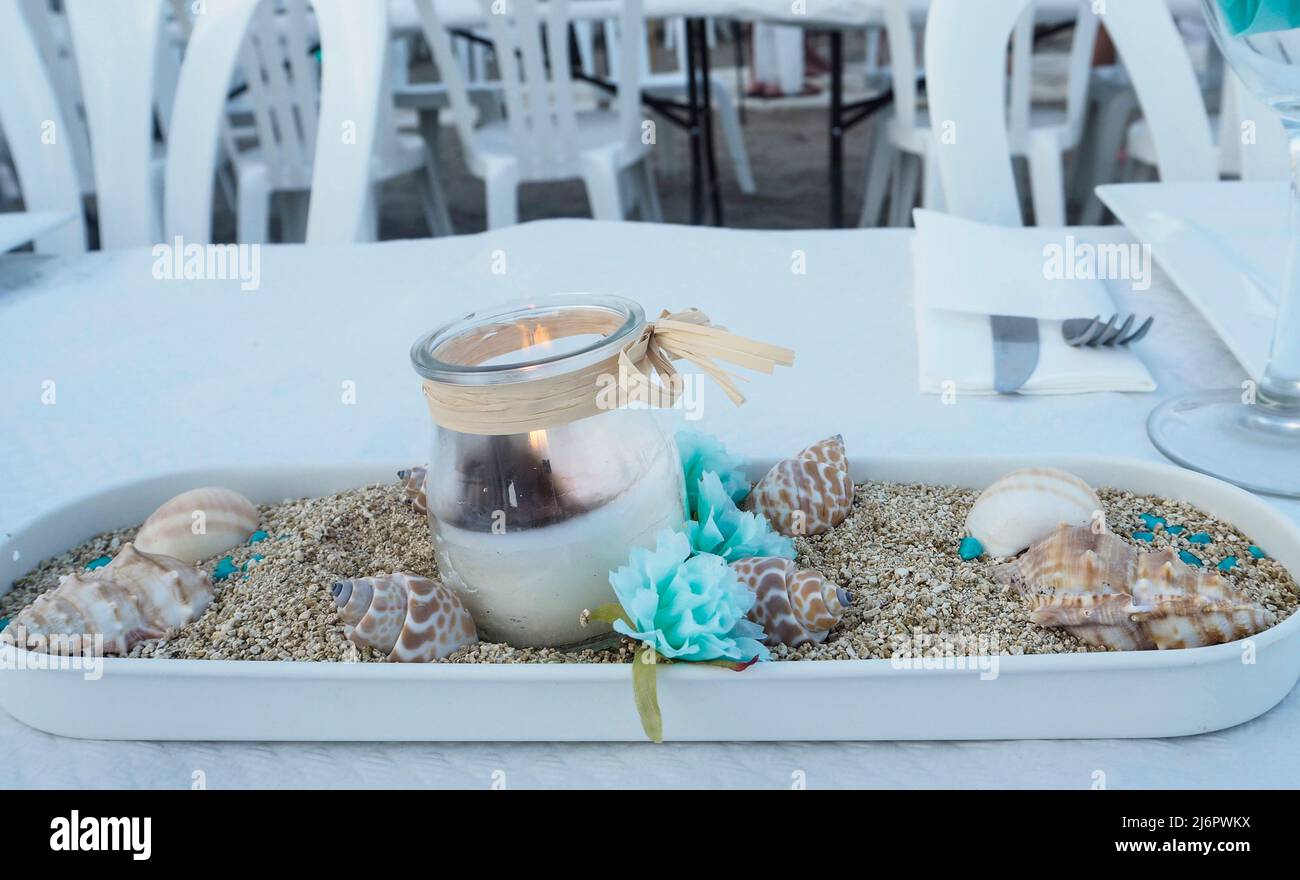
[991, 315, 1040, 394]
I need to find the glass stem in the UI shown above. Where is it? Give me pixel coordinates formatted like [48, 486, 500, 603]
[1260, 125, 1300, 411]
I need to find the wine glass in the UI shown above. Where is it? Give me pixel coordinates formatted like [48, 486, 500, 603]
[1146, 1, 1300, 496]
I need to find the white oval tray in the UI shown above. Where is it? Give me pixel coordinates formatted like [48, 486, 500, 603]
[2, 455, 1298, 742]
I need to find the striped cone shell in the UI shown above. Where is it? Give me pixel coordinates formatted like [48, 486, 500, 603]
[743, 435, 853, 537]
[732, 556, 849, 647]
[332, 572, 476, 661]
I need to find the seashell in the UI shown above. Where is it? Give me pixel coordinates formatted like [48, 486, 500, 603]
[742, 435, 853, 537]
[997, 525, 1276, 651]
[134, 487, 259, 563]
[732, 556, 849, 647]
[5, 543, 213, 655]
[965, 467, 1103, 558]
[332, 572, 476, 662]
[397, 466, 428, 516]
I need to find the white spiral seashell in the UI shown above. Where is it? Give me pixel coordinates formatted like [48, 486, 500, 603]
[5, 543, 213, 655]
[965, 467, 1103, 558]
[333, 572, 477, 662]
[134, 487, 259, 563]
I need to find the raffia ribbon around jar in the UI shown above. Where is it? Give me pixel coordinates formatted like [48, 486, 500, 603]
[421, 308, 796, 435]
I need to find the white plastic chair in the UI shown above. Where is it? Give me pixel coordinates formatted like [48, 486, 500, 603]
[17, 0, 96, 198]
[926, 0, 1219, 227]
[1125, 70, 1289, 182]
[866, 0, 1099, 228]
[62, 0, 164, 248]
[415, 0, 659, 229]
[165, 0, 439, 245]
[0, 0, 85, 253]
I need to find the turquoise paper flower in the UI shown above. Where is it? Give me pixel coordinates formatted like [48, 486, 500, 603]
[677, 429, 750, 512]
[609, 530, 770, 663]
[686, 471, 795, 562]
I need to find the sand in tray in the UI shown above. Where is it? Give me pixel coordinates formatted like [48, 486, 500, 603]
[3, 481, 1297, 663]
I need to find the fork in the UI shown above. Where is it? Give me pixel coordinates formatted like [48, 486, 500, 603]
[1061, 314, 1154, 347]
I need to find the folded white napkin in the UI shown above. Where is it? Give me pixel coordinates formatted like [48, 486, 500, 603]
[912, 209, 1157, 395]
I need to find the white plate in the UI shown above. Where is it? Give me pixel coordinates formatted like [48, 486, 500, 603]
[2, 456, 1299, 742]
[1097, 181, 1287, 382]
[0, 210, 76, 253]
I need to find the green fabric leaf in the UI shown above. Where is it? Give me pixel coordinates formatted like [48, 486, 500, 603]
[587, 603, 633, 629]
[632, 646, 663, 743]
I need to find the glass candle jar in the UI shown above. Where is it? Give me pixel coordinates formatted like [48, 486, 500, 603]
[410, 295, 686, 648]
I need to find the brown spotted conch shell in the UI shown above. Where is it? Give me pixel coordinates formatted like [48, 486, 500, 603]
[332, 572, 476, 661]
[996, 525, 1276, 650]
[732, 556, 849, 647]
[742, 435, 853, 536]
[134, 486, 259, 563]
[398, 467, 428, 516]
[3, 543, 213, 655]
[966, 467, 1103, 558]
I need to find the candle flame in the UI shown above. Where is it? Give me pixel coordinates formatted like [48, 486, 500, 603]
[528, 429, 549, 456]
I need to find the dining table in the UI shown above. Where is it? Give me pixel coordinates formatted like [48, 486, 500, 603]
[2, 217, 1297, 788]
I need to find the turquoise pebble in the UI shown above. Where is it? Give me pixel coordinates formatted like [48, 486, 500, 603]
[240, 554, 265, 572]
[1165, 525, 1185, 535]
[1188, 532, 1212, 545]
[1178, 550, 1203, 567]
[1248, 545, 1267, 559]
[248, 530, 269, 545]
[1139, 513, 1166, 530]
[85, 556, 112, 570]
[0, 618, 8, 632]
[1132, 531, 1155, 542]
[276, 533, 291, 541]
[213, 556, 238, 581]
[958, 537, 984, 560]
[1217, 556, 1238, 572]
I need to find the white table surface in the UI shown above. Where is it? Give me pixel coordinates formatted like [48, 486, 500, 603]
[0, 211, 76, 255]
[2, 219, 1297, 788]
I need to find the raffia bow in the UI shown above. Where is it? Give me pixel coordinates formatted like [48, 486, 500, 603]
[421, 307, 795, 435]
[619, 309, 795, 407]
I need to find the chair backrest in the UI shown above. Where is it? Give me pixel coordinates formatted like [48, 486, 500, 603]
[18, 0, 96, 197]
[0, 0, 86, 253]
[416, 0, 645, 180]
[925, 0, 1214, 224]
[164, 0, 389, 244]
[237, 0, 321, 190]
[887, 0, 1097, 144]
[64, 0, 163, 248]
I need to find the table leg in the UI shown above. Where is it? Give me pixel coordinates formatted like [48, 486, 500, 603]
[686, 18, 704, 226]
[695, 18, 724, 226]
[829, 30, 845, 229]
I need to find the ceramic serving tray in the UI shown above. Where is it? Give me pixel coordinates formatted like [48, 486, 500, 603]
[2, 455, 1298, 742]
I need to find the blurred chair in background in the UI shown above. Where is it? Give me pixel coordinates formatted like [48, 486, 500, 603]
[414, 0, 660, 229]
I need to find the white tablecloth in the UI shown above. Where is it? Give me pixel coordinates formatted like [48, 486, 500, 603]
[2, 220, 1297, 788]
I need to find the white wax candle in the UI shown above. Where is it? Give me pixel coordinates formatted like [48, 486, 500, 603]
[433, 438, 685, 647]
